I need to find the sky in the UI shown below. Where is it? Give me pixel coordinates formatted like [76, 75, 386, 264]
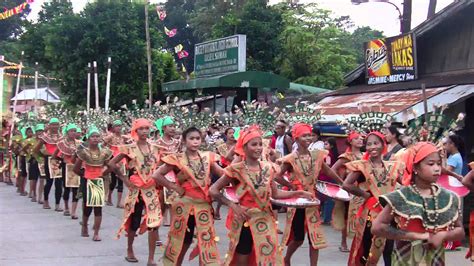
[27, 0, 455, 37]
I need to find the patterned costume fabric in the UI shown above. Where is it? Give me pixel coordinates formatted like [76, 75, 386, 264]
[345, 160, 404, 265]
[380, 185, 460, 266]
[332, 151, 363, 235]
[223, 161, 283, 265]
[76, 144, 113, 207]
[57, 139, 80, 187]
[116, 143, 162, 238]
[279, 149, 328, 250]
[160, 151, 221, 265]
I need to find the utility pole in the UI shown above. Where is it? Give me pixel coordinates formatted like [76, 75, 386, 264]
[427, 0, 437, 19]
[145, 1, 153, 108]
[401, 0, 412, 33]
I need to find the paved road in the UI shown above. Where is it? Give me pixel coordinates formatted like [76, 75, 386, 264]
[0, 182, 469, 265]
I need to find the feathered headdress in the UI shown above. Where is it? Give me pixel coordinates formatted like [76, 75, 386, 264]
[405, 105, 465, 144]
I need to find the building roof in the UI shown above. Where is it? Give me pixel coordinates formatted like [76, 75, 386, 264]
[10, 88, 61, 103]
[313, 84, 473, 122]
[162, 71, 290, 93]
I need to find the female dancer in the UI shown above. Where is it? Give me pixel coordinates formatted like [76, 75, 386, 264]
[210, 125, 313, 265]
[154, 116, 180, 227]
[34, 118, 63, 210]
[73, 126, 112, 241]
[152, 126, 223, 266]
[108, 118, 162, 265]
[18, 126, 35, 196]
[214, 127, 236, 220]
[342, 131, 405, 265]
[52, 123, 79, 219]
[331, 131, 364, 252]
[275, 123, 343, 266]
[26, 124, 46, 203]
[372, 142, 464, 265]
[104, 119, 128, 208]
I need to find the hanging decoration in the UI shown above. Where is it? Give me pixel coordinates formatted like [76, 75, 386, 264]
[156, 6, 166, 21]
[174, 44, 184, 53]
[155, 4, 192, 75]
[0, 0, 34, 20]
[177, 50, 189, 59]
[164, 27, 177, 37]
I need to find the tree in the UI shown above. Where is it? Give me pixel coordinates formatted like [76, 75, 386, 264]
[275, 4, 357, 89]
[20, 1, 179, 109]
[0, 0, 31, 41]
[342, 26, 384, 65]
[211, 0, 283, 72]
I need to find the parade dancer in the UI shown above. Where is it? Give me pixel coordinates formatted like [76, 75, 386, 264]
[331, 131, 364, 252]
[17, 126, 35, 196]
[22, 124, 43, 201]
[109, 119, 162, 265]
[214, 127, 237, 220]
[342, 131, 405, 266]
[53, 123, 80, 219]
[34, 118, 63, 210]
[103, 119, 129, 208]
[154, 116, 180, 228]
[152, 126, 224, 266]
[210, 125, 313, 265]
[26, 124, 46, 203]
[372, 142, 465, 265]
[73, 126, 112, 241]
[275, 123, 343, 266]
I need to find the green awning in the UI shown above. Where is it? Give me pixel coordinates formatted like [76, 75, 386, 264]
[162, 71, 290, 93]
[289, 82, 330, 94]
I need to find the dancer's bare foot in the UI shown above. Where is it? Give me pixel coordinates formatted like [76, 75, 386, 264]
[43, 202, 51, 209]
[81, 225, 89, 237]
[92, 234, 101, 241]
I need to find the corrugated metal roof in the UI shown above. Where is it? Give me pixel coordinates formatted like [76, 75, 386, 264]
[393, 84, 474, 121]
[314, 87, 450, 122]
[10, 88, 60, 103]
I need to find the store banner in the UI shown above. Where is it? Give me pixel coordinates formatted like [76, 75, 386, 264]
[364, 32, 417, 85]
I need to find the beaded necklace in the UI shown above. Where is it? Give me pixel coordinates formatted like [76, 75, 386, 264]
[411, 183, 439, 224]
[185, 151, 205, 178]
[296, 151, 314, 177]
[369, 159, 388, 187]
[244, 160, 264, 189]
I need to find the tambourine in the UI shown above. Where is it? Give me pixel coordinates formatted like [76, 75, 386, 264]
[437, 174, 469, 197]
[316, 181, 352, 201]
[223, 186, 239, 204]
[270, 197, 320, 208]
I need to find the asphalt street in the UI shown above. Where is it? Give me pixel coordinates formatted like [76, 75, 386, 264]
[0, 182, 469, 266]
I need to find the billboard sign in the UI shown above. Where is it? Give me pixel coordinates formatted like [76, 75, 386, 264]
[365, 33, 417, 85]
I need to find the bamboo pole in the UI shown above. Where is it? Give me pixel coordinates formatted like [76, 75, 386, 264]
[145, 1, 153, 108]
[105, 57, 111, 111]
[86, 63, 91, 111]
[93, 61, 99, 110]
[34, 62, 38, 112]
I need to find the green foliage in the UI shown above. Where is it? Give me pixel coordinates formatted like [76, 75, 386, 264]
[211, 0, 283, 72]
[20, 1, 179, 109]
[275, 4, 358, 89]
[342, 26, 384, 64]
[0, 0, 31, 41]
